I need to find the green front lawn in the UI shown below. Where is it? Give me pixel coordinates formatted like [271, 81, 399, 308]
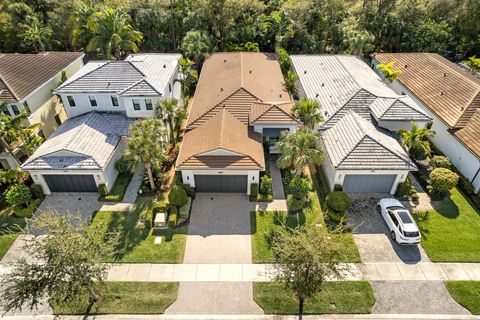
[416, 187, 480, 262]
[250, 171, 360, 263]
[51, 282, 179, 314]
[99, 174, 132, 202]
[91, 196, 187, 263]
[253, 282, 375, 314]
[445, 281, 480, 314]
[0, 214, 27, 260]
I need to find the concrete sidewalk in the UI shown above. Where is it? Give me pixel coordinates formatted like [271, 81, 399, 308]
[103, 262, 480, 282]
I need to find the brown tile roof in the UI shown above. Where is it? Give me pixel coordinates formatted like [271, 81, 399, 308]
[0, 52, 84, 101]
[177, 108, 264, 169]
[250, 102, 299, 125]
[454, 109, 480, 158]
[373, 53, 480, 129]
[186, 52, 290, 127]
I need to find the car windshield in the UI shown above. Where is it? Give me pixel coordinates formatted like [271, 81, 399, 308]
[397, 210, 413, 224]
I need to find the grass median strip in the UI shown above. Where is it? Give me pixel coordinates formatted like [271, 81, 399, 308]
[253, 281, 375, 314]
[98, 174, 132, 202]
[0, 215, 26, 260]
[445, 281, 480, 314]
[51, 282, 179, 315]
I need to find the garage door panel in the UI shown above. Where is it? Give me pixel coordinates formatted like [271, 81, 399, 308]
[44, 174, 97, 192]
[343, 174, 396, 193]
[195, 175, 247, 193]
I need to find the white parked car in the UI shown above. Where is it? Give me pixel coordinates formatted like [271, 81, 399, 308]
[376, 198, 421, 245]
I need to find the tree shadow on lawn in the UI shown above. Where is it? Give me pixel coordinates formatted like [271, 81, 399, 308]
[435, 195, 459, 219]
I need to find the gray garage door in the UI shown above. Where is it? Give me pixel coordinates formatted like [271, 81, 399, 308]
[44, 174, 97, 192]
[195, 175, 247, 193]
[343, 174, 396, 193]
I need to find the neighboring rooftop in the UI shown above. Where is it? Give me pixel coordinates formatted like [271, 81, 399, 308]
[56, 53, 180, 96]
[290, 55, 430, 128]
[323, 111, 416, 170]
[0, 51, 84, 101]
[22, 112, 134, 170]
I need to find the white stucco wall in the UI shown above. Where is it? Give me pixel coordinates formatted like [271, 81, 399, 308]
[103, 138, 127, 191]
[376, 119, 428, 132]
[124, 96, 161, 118]
[60, 93, 127, 118]
[179, 169, 260, 195]
[321, 157, 337, 190]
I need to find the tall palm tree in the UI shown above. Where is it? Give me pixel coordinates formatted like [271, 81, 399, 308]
[376, 61, 401, 82]
[18, 16, 55, 53]
[125, 119, 168, 190]
[176, 57, 198, 98]
[284, 71, 299, 98]
[86, 8, 143, 60]
[398, 122, 436, 160]
[276, 128, 324, 176]
[263, 11, 294, 49]
[71, 1, 95, 49]
[292, 99, 323, 129]
[154, 98, 187, 145]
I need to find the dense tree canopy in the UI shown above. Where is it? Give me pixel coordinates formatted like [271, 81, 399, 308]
[0, 0, 478, 62]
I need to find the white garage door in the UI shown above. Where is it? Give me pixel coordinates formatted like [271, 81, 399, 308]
[343, 174, 396, 193]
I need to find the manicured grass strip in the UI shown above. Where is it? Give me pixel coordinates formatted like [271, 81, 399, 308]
[99, 174, 132, 202]
[0, 215, 26, 260]
[51, 282, 179, 315]
[445, 281, 480, 314]
[250, 210, 286, 263]
[416, 187, 480, 262]
[249, 194, 274, 202]
[91, 196, 187, 263]
[253, 282, 375, 314]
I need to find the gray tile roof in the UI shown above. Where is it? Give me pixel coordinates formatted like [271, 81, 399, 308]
[370, 96, 432, 121]
[22, 112, 135, 170]
[323, 111, 416, 170]
[290, 55, 430, 127]
[56, 53, 180, 96]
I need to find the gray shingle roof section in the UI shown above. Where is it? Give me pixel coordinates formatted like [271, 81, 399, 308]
[22, 112, 135, 170]
[290, 55, 430, 127]
[370, 96, 432, 121]
[56, 53, 180, 95]
[323, 111, 416, 170]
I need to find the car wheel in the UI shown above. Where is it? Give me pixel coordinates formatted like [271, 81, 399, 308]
[390, 231, 396, 241]
[376, 205, 381, 214]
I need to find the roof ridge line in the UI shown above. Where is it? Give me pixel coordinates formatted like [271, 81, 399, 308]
[0, 74, 18, 100]
[56, 61, 110, 91]
[323, 88, 364, 126]
[63, 111, 96, 150]
[363, 135, 413, 166]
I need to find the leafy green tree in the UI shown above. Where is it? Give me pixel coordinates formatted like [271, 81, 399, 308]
[276, 129, 324, 176]
[292, 99, 323, 129]
[272, 225, 347, 320]
[71, 0, 95, 49]
[5, 185, 32, 207]
[168, 185, 188, 208]
[260, 175, 272, 195]
[126, 119, 168, 191]
[18, 16, 56, 53]
[398, 122, 436, 160]
[276, 47, 291, 76]
[341, 17, 375, 57]
[263, 10, 294, 49]
[430, 168, 459, 194]
[0, 169, 28, 186]
[465, 56, 480, 75]
[19, 132, 44, 156]
[181, 30, 212, 70]
[284, 71, 299, 98]
[0, 211, 119, 312]
[86, 7, 142, 59]
[288, 176, 311, 201]
[411, 19, 452, 55]
[376, 61, 402, 82]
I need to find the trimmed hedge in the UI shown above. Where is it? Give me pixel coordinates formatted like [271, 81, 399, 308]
[327, 207, 346, 223]
[430, 168, 459, 193]
[326, 191, 351, 213]
[250, 183, 259, 198]
[287, 194, 304, 212]
[168, 185, 188, 207]
[179, 197, 192, 220]
[395, 176, 412, 198]
[30, 184, 44, 199]
[168, 213, 177, 229]
[98, 184, 108, 197]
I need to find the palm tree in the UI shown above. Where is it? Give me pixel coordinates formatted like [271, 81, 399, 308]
[18, 16, 55, 53]
[376, 61, 402, 82]
[125, 119, 168, 191]
[398, 122, 436, 160]
[176, 57, 198, 98]
[71, 1, 95, 49]
[284, 71, 299, 98]
[86, 8, 143, 60]
[155, 98, 182, 145]
[276, 129, 324, 176]
[292, 99, 323, 129]
[263, 11, 294, 49]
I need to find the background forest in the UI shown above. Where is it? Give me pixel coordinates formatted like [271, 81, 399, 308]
[0, 0, 479, 62]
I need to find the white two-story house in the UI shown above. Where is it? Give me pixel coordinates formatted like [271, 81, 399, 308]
[0, 52, 84, 169]
[22, 53, 181, 194]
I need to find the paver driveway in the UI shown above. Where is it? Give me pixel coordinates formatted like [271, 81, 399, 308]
[183, 193, 253, 264]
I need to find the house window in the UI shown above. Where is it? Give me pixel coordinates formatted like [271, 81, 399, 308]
[89, 95, 97, 107]
[54, 114, 62, 126]
[132, 99, 141, 110]
[145, 99, 153, 110]
[111, 95, 119, 107]
[10, 104, 20, 116]
[22, 101, 31, 115]
[67, 95, 76, 107]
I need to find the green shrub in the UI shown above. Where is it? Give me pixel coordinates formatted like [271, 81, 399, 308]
[288, 176, 311, 200]
[250, 183, 259, 197]
[430, 168, 459, 193]
[97, 184, 108, 197]
[5, 185, 32, 207]
[333, 184, 343, 191]
[327, 207, 346, 222]
[260, 175, 272, 195]
[426, 185, 434, 194]
[429, 155, 451, 169]
[326, 191, 351, 213]
[168, 213, 177, 229]
[458, 175, 474, 196]
[30, 184, 44, 199]
[169, 206, 178, 215]
[395, 176, 412, 198]
[180, 183, 194, 198]
[114, 156, 136, 175]
[410, 186, 417, 195]
[179, 197, 192, 219]
[410, 144, 428, 160]
[14, 198, 42, 218]
[168, 185, 188, 207]
[411, 193, 420, 202]
[287, 194, 304, 212]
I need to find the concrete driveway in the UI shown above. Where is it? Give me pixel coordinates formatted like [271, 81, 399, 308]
[183, 193, 253, 264]
[348, 196, 430, 264]
[35, 192, 102, 220]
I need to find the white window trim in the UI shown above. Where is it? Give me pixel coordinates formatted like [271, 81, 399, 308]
[111, 95, 119, 107]
[145, 99, 153, 110]
[132, 99, 141, 110]
[88, 95, 98, 107]
[67, 95, 76, 107]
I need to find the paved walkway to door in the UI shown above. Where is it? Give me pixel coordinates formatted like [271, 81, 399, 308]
[269, 158, 285, 199]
